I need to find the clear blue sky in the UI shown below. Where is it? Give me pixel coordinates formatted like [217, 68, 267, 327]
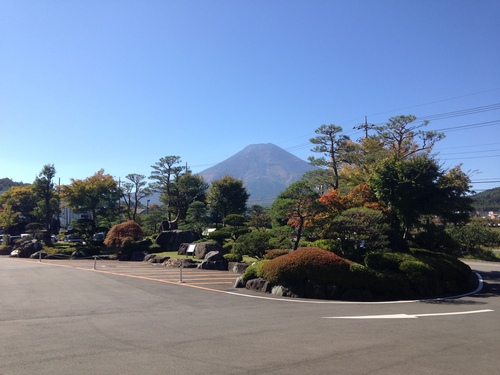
[1, 1, 499, 193]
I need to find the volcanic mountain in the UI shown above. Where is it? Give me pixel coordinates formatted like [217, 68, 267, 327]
[198, 143, 317, 206]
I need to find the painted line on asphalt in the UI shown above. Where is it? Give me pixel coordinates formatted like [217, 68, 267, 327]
[323, 309, 494, 319]
[225, 272, 486, 305]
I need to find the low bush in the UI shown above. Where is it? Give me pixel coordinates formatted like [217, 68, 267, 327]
[264, 249, 289, 260]
[224, 252, 243, 262]
[261, 247, 351, 285]
[241, 260, 269, 285]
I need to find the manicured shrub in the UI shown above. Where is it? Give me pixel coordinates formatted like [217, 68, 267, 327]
[264, 249, 289, 260]
[148, 243, 162, 253]
[261, 247, 351, 285]
[344, 262, 378, 289]
[235, 230, 272, 259]
[399, 260, 440, 296]
[364, 251, 413, 271]
[104, 220, 144, 248]
[224, 253, 243, 262]
[241, 260, 269, 285]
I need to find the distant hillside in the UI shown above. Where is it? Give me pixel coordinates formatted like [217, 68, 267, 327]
[471, 187, 500, 212]
[0, 178, 28, 195]
[198, 143, 317, 206]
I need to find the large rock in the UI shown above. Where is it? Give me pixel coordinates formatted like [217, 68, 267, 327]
[197, 251, 228, 270]
[155, 230, 200, 251]
[17, 241, 42, 258]
[194, 242, 224, 259]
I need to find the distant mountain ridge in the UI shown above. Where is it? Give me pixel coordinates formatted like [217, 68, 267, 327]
[472, 187, 500, 212]
[198, 143, 317, 206]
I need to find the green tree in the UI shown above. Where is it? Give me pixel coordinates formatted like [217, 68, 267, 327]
[181, 201, 209, 235]
[0, 186, 37, 225]
[149, 156, 185, 227]
[206, 175, 249, 226]
[308, 124, 352, 190]
[122, 173, 150, 221]
[368, 155, 473, 241]
[446, 218, 500, 256]
[331, 207, 389, 262]
[247, 205, 271, 231]
[61, 169, 122, 228]
[375, 115, 445, 159]
[0, 204, 20, 239]
[143, 204, 165, 235]
[270, 180, 321, 250]
[176, 171, 209, 221]
[32, 164, 60, 236]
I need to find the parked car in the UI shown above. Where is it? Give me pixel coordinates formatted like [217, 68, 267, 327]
[65, 235, 85, 245]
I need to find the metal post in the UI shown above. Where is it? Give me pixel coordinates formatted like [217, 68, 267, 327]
[39, 250, 42, 262]
[93, 256, 97, 270]
[178, 266, 184, 283]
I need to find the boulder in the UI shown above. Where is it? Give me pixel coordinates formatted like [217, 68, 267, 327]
[246, 278, 272, 293]
[155, 230, 200, 251]
[197, 251, 228, 270]
[194, 242, 224, 259]
[17, 241, 42, 258]
[72, 249, 93, 259]
[234, 275, 244, 288]
[229, 262, 249, 274]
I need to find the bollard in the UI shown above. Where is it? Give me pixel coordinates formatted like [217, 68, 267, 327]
[178, 266, 184, 283]
[93, 256, 97, 270]
[39, 250, 42, 262]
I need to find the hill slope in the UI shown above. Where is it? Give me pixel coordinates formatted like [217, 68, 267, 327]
[198, 143, 317, 206]
[471, 187, 500, 212]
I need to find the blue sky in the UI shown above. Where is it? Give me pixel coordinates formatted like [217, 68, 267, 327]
[1, 1, 499, 193]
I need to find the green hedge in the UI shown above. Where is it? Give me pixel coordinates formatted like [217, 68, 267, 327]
[241, 260, 269, 285]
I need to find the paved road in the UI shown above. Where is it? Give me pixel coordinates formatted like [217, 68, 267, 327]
[1, 257, 499, 375]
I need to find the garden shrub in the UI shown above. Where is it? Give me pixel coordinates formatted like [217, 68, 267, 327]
[224, 252, 243, 262]
[311, 239, 339, 252]
[364, 251, 413, 271]
[148, 243, 162, 253]
[235, 230, 272, 259]
[344, 262, 378, 290]
[104, 220, 144, 248]
[261, 247, 351, 285]
[264, 249, 289, 260]
[241, 260, 269, 285]
[399, 260, 440, 296]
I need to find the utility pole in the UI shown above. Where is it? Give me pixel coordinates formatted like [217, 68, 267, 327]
[354, 116, 375, 140]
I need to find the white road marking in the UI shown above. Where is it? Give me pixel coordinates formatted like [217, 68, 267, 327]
[323, 309, 494, 319]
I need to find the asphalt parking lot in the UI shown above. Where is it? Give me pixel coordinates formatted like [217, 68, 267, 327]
[1, 256, 499, 375]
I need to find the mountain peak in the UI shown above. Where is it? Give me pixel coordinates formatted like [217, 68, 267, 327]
[198, 143, 316, 206]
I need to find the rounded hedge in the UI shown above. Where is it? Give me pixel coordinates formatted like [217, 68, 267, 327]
[261, 247, 351, 285]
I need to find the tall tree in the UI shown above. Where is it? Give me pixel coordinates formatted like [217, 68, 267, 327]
[122, 174, 150, 221]
[270, 180, 321, 250]
[0, 185, 38, 224]
[308, 124, 353, 190]
[61, 169, 121, 228]
[375, 115, 445, 159]
[149, 156, 185, 227]
[176, 171, 209, 221]
[206, 175, 249, 226]
[32, 164, 60, 233]
[368, 155, 472, 240]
